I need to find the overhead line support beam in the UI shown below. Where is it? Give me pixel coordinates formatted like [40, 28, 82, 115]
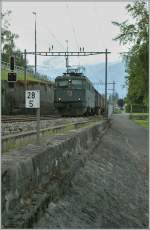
[20, 51, 111, 57]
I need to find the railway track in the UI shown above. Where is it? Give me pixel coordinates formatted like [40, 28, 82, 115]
[1, 115, 61, 123]
[2, 119, 102, 153]
[1, 115, 99, 123]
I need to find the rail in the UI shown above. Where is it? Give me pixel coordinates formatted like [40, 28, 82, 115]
[2, 119, 102, 153]
[1, 115, 60, 123]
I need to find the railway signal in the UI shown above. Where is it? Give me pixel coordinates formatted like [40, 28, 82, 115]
[8, 56, 17, 82]
[8, 72, 17, 82]
[10, 56, 15, 71]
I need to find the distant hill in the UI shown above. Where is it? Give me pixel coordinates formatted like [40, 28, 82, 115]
[84, 62, 127, 98]
[38, 61, 127, 98]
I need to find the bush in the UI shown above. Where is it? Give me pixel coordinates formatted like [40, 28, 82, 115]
[129, 114, 148, 120]
[114, 108, 121, 114]
[125, 104, 131, 113]
[125, 104, 148, 113]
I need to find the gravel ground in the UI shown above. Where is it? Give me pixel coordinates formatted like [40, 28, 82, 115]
[34, 114, 149, 229]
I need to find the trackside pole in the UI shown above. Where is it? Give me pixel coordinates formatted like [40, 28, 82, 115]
[105, 49, 108, 118]
[36, 106, 40, 144]
[25, 89, 40, 144]
[24, 49, 27, 90]
[34, 12, 40, 144]
[113, 81, 115, 113]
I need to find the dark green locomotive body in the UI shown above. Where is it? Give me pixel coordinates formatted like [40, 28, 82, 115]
[54, 70, 105, 116]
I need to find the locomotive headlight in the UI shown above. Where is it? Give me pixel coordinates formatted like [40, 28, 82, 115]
[58, 97, 61, 101]
[78, 98, 81, 101]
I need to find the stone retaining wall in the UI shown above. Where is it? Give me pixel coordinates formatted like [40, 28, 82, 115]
[2, 120, 109, 228]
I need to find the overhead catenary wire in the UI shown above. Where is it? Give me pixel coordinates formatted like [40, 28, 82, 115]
[37, 19, 65, 51]
[43, 24, 65, 50]
[91, 2, 103, 65]
[35, 20, 66, 76]
[65, 3, 80, 50]
[92, 2, 103, 50]
[65, 2, 81, 66]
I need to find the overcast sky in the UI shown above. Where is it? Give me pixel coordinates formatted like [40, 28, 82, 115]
[2, 1, 131, 69]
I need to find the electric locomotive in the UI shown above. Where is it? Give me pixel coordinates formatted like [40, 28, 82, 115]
[54, 67, 105, 116]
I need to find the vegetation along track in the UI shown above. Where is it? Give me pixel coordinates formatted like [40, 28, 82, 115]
[2, 116, 104, 153]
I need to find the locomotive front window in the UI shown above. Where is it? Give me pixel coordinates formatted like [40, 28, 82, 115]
[58, 80, 68, 87]
[72, 80, 82, 88]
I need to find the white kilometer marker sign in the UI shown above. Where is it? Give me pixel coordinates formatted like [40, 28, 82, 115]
[25, 90, 40, 108]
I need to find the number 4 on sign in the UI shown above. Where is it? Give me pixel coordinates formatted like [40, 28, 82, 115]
[25, 90, 40, 108]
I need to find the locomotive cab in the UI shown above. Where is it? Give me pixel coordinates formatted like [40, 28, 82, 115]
[54, 68, 86, 116]
[54, 66, 105, 116]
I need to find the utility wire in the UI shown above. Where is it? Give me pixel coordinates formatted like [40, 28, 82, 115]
[92, 2, 103, 50]
[36, 21, 66, 73]
[65, 3, 80, 50]
[44, 24, 65, 50]
[35, 22, 51, 46]
[65, 2, 81, 66]
[38, 22, 65, 50]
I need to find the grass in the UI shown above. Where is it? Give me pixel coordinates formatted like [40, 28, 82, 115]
[129, 112, 149, 128]
[129, 113, 148, 120]
[1, 68, 51, 83]
[3, 119, 103, 153]
[134, 119, 149, 128]
[2, 68, 35, 81]
[130, 113, 148, 116]
[113, 109, 122, 114]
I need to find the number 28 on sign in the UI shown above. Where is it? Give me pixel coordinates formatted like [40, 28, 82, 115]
[25, 90, 40, 108]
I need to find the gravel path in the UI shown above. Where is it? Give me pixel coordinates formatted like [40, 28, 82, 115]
[34, 114, 149, 229]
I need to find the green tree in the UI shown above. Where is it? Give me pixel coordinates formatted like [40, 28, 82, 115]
[1, 10, 25, 67]
[112, 0, 148, 106]
[2, 11, 18, 60]
[117, 99, 124, 109]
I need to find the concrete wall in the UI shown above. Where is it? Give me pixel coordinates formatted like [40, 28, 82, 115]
[2, 120, 109, 228]
[1, 80, 56, 115]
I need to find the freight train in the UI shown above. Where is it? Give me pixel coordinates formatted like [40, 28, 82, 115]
[54, 67, 105, 116]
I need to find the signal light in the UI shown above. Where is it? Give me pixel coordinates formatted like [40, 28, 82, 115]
[8, 72, 17, 82]
[10, 56, 15, 71]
